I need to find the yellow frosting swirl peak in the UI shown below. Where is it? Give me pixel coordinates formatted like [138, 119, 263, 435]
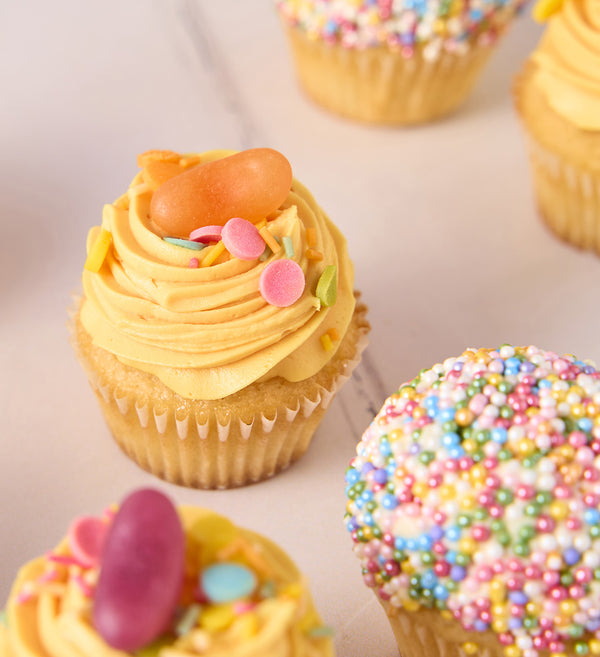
[530, 0, 600, 129]
[80, 150, 355, 400]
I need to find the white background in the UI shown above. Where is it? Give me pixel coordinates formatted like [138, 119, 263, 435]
[1, 2, 595, 655]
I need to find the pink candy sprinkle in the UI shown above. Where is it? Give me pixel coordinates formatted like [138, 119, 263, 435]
[73, 574, 94, 597]
[189, 225, 223, 243]
[189, 257, 199, 268]
[221, 217, 265, 260]
[259, 259, 305, 307]
[67, 516, 109, 568]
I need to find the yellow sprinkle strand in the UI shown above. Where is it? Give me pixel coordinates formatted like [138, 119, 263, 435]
[327, 327, 340, 341]
[259, 226, 281, 253]
[201, 241, 227, 267]
[281, 582, 303, 599]
[320, 334, 334, 351]
[84, 229, 112, 273]
[305, 248, 323, 261]
[254, 219, 267, 230]
[306, 227, 317, 247]
[199, 604, 235, 632]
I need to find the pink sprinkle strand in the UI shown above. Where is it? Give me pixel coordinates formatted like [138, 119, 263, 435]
[73, 574, 94, 597]
[221, 218, 265, 260]
[46, 553, 88, 568]
[259, 259, 305, 307]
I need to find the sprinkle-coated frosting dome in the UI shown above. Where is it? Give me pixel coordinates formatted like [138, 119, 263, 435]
[345, 345, 600, 656]
[276, 0, 527, 59]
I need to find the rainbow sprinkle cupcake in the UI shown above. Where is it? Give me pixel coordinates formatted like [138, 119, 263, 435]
[276, 0, 527, 124]
[345, 345, 600, 656]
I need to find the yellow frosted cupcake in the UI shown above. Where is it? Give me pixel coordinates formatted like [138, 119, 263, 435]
[276, 0, 527, 125]
[514, 0, 600, 252]
[0, 488, 334, 656]
[71, 148, 369, 489]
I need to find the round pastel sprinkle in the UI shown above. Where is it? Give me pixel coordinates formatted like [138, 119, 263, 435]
[189, 225, 223, 243]
[201, 562, 257, 604]
[67, 516, 109, 568]
[84, 229, 112, 273]
[315, 264, 337, 307]
[345, 345, 600, 657]
[163, 237, 205, 251]
[259, 259, 305, 307]
[221, 217, 265, 260]
[189, 257, 199, 268]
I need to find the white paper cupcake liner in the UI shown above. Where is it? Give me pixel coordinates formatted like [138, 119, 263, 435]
[379, 601, 503, 657]
[283, 25, 496, 124]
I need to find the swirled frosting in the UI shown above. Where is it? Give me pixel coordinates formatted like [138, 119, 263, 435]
[345, 345, 600, 656]
[530, 0, 600, 130]
[80, 150, 355, 400]
[1, 506, 333, 657]
[276, 0, 526, 59]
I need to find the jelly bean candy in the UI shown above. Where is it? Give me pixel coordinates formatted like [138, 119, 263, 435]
[93, 489, 185, 651]
[150, 148, 292, 237]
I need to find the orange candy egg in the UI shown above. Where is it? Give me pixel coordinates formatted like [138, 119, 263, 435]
[149, 148, 293, 238]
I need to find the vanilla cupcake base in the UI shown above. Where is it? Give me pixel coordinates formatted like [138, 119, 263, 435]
[515, 63, 600, 253]
[70, 296, 369, 489]
[282, 26, 495, 125]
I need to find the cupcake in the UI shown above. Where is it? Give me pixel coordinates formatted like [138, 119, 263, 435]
[514, 0, 600, 253]
[345, 345, 600, 656]
[71, 147, 369, 489]
[276, 0, 527, 125]
[0, 488, 334, 656]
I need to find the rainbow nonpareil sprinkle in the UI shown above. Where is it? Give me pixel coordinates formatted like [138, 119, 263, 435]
[345, 345, 600, 656]
[276, 0, 527, 59]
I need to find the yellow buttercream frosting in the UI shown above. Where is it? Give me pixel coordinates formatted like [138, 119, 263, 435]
[0, 507, 333, 657]
[79, 150, 355, 400]
[530, 0, 600, 130]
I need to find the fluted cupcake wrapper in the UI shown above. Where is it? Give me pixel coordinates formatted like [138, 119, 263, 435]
[69, 295, 369, 489]
[524, 134, 600, 253]
[379, 601, 504, 657]
[282, 25, 496, 124]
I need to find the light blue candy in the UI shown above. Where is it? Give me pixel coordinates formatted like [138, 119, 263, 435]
[163, 237, 206, 251]
[201, 562, 257, 603]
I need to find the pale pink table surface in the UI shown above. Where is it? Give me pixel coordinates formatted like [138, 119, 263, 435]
[1, 3, 592, 655]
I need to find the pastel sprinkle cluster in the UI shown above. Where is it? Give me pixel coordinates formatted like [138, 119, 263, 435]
[276, 0, 527, 59]
[345, 345, 600, 657]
